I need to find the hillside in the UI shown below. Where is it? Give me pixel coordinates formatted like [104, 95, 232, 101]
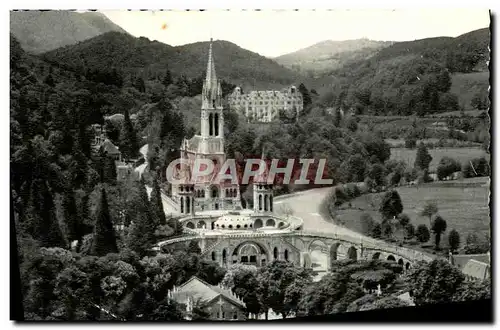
[10, 10, 128, 54]
[42, 32, 303, 90]
[315, 28, 490, 116]
[275, 38, 393, 76]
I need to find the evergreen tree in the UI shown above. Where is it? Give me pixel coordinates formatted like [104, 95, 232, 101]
[127, 181, 156, 257]
[90, 188, 118, 256]
[23, 178, 66, 248]
[133, 76, 146, 93]
[150, 177, 166, 227]
[62, 189, 81, 243]
[379, 190, 403, 220]
[414, 143, 432, 171]
[298, 83, 312, 109]
[448, 229, 461, 252]
[120, 108, 139, 160]
[162, 70, 173, 88]
[431, 215, 447, 250]
[99, 152, 117, 184]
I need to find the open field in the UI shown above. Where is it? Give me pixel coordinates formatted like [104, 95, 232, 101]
[390, 147, 488, 172]
[333, 177, 490, 249]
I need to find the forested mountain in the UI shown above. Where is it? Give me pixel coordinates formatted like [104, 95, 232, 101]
[10, 11, 128, 54]
[275, 39, 393, 76]
[316, 28, 490, 116]
[42, 32, 303, 90]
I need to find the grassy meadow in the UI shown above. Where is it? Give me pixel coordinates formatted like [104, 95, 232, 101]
[390, 147, 488, 172]
[333, 177, 490, 250]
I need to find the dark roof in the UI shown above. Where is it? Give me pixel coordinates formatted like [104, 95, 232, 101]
[100, 139, 121, 155]
[462, 259, 490, 280]
[451, 254, 490, 270]
[171, 276, 246, 309]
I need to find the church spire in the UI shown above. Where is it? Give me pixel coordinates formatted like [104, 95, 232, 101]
[205, 38, 217, 89]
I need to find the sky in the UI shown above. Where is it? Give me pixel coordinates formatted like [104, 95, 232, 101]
[101, 9, 490, 57]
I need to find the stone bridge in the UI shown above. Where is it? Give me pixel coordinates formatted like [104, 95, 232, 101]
[155, 228, 435, 272]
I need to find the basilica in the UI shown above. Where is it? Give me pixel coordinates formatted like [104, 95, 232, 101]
[167, 40, 305, 269]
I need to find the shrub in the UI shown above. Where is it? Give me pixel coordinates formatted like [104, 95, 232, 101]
[416, 224, 430, 243]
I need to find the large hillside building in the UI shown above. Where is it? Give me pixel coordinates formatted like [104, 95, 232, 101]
[228, 86, 303, 122]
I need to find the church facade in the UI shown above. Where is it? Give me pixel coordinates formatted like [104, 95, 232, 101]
[171, 40, 241, 212]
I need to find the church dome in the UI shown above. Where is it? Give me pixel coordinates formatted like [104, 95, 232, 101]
[214, 214, 254, 230]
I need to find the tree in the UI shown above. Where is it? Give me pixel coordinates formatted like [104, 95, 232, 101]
[431, 215, 447, 250]
[379, 190, 403, 220]
[22, 178, 66, 248]
[365, 163, 386, 191]
[298, 83, 312, 109]
[187, 240, 201, 255]
[452, 279, 491, 302]
[371, 223, 382, 239]
[405, 223, 415, 240]
[437, 157, 461, 180]
[119, 108, 139, 160]
[343, 154, 366, 182]
[406, 260, 465, 306]
[415, 224, 430, 243]
[464, 233, 490, 254]
[222, 264, 261, 315]
[62, 189, 81, 244]
[405, 137, 417, 149]
[90, 188, 118, 256]
[257, 261, 313, 319]
[100, 153, 117, 185]
[127, 181, 156, 257]
[420, 201, 438, 228]
[414, 143, 432, 171]
[358, 295, 409, 311]
[150, 177, 166, 228]
[360, 213, 375, 236]
[448, 229, 460, 252]
[162, 70, 173, 88]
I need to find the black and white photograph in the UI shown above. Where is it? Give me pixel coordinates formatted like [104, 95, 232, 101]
[9, 8, 492, 323]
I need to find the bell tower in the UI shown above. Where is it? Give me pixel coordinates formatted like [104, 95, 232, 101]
[200, 39, 224, 155]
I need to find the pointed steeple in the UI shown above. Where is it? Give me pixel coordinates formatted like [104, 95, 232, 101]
[205, 38, 217, 89]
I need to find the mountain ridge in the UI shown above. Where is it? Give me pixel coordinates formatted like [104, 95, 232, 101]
[10, 10, 129, 54]
[41, 31, 304, 90]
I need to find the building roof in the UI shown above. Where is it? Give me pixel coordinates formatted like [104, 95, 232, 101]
[170, 276, 246, 309]
[451, 253, 490, 270]
[462, 259, 490, 280]
[100, 139, 121, 155]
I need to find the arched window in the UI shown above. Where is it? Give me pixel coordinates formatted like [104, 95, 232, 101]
[212, 186, 218, 198]
[266, 219, 275, 227]
[209, 113, 214, 136]
[270, 196, 273, 212]
[222, 249, 227, 264]
[212, 251, 216, 261]
[259, 195, 262, 210]
[214, 113, 219, 136]
[233, 189, 237, 197]
[180, 197, 184, 213]
[264, 195, 269, 211]
[236, 225, 241, 229]
[244, 224, 248, 228]
[186, 197, 190, 214]
[229, 225, 233, 229]
[273, 247, 278, 259]
[284, 249, 289, 261]
[254, 219, 263, 229]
